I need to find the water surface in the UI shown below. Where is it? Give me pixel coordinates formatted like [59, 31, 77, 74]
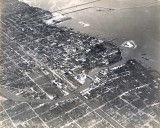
[20, 0, 160, 71]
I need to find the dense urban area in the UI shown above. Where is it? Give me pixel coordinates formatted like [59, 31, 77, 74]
[0, 0, 160, 128]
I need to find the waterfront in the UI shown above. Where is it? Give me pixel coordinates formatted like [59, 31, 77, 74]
[20, 0, 160, 71]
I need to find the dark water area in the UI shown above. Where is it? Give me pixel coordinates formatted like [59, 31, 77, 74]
[19, 0, 160, 71]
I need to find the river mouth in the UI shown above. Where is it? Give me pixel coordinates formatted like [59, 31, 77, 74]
[19, 0, 160, 72]
[1, 1, 160, 128]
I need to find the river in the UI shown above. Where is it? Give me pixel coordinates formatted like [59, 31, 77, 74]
[19, 0, 160, 71]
